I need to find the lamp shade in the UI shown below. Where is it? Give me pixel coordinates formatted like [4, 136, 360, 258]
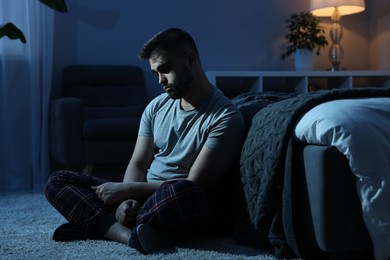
[310, 0, 365, 16]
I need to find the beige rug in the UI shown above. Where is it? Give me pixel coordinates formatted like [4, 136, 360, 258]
[0, 193, 275, 259]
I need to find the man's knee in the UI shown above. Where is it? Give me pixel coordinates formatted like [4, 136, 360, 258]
[137, 179, 210, 231]
[45, 170, 70, 202]
[46, 170, 76, 185]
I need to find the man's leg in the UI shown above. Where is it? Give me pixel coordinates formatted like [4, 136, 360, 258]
[46, 173, 211, 252]
[45, 170, 130, 242]
[129, 179, 211, 253]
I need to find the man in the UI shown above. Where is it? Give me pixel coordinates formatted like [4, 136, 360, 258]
[45, 28, 245, 254]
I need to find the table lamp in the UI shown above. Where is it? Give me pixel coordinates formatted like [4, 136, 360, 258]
[310, 0, 365, 71]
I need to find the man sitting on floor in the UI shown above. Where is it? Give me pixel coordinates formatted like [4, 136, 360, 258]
[45, 28, 245, 254]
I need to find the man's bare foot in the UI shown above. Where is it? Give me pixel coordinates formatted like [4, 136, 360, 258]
[104, 222, 132, 245]
[116, 199, 140, 228]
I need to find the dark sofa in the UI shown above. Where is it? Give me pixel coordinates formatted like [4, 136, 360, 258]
[50, 65, 148, 172]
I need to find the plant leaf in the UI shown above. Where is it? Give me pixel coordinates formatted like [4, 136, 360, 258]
[39, 0, 68, 13]
[0, 23, 27, 43]
[281, 12, 328, 59]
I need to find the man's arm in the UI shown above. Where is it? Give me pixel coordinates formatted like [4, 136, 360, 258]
[186, 146, 239, 189]
[93, 136, 162, 204]
[123, 136, 155, 183]
[121, 136, 163, 200]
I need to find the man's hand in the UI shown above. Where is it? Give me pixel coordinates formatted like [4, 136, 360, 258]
[91, 182, 129, 206]
[115, 199, 140, 228]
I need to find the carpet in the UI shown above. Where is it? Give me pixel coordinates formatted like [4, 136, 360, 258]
[0, 193, 275, 259]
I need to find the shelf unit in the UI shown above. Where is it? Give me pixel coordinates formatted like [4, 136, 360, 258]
[205, 70, 390, 97]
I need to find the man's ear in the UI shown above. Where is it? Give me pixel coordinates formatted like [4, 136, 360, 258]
[187, 51, 197, 66]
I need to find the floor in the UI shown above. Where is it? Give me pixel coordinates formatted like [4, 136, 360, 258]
[0, 188, 43, 196]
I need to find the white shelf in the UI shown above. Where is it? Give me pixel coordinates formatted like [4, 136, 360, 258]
[206, 70, 390, 97]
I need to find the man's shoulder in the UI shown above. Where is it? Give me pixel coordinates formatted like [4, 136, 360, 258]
[146, 93, 172, 112]
[210, 87, 243, 118]
[150, 92, 170, 103]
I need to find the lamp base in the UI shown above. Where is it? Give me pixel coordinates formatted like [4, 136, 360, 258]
[327, 67, 346, 71]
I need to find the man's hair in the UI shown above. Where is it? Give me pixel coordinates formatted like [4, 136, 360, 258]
[138, 28, 199, 60]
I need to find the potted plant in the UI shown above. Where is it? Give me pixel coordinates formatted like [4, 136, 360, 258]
[281, 12, 328, 70]
[0, 0, 68, 44]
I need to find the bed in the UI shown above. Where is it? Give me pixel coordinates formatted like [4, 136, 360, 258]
[231, 87, 390, 260]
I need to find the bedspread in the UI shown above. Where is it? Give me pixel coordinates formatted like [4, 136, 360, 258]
[239, 87, 390, 258]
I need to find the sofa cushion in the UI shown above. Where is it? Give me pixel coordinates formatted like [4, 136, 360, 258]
[68, 85, 147, 107]
[83, 117, 140, 141]
[83, 106, 145, 120]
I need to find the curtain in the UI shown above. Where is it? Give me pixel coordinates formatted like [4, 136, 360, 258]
[0, 0, 53, 191]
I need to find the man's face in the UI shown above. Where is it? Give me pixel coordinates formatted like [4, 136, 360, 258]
[149, 51, 194, 100]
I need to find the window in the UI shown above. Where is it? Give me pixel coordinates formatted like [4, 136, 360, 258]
[0, 0, 29, 56]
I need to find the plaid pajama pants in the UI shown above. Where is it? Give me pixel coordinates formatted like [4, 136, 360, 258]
[45, 170, 210, 235]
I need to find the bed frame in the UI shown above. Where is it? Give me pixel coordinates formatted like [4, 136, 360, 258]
[292, 144, 374, 258]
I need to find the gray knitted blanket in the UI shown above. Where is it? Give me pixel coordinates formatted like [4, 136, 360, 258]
[238, 87, 390, 258]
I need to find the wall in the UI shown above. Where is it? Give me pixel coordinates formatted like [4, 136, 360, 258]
[369, 0, 390, 70]
[52, 0, 375, 99]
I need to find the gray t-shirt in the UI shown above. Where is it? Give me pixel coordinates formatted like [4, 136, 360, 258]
[138, 85, 245, 182]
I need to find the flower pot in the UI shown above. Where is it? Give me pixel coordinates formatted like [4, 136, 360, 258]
[294, 49, 315, 71]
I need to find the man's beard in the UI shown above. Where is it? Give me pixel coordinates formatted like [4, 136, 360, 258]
[166, 67, 193, 100]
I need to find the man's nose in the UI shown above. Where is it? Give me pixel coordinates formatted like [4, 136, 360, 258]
[159, 75, 167, 86]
